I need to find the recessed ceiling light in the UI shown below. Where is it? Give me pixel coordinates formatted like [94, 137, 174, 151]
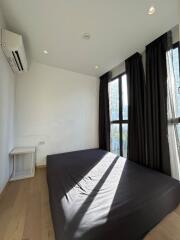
[148, 6, 156, 15]
[43, 50, 48, 54]
[82, 33, 91, 40]
[95, 65, 99, 69]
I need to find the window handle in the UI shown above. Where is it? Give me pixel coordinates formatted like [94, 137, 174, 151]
[168, 118, 180, 124]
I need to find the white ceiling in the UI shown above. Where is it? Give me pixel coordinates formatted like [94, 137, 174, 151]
[0, 0, 179, 76]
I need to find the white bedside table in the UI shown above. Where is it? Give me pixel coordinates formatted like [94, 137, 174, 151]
[10, 147, 36, 181]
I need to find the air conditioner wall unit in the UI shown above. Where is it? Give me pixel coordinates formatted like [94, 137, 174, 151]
[1, 29, 28, 73]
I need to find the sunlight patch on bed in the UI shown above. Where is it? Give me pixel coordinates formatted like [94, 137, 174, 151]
[61, 152, 126, 237]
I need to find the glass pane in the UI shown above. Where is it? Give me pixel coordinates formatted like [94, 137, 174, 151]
[109, 78, 119, 121]
[110, 124, 120, 155]
[122, 74, 128, 120]
[122, 124, 128, 158]
[173, 47, 180, 117]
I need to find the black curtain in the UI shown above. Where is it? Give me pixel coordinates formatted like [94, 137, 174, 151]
[145, 32, 171, 175]
[99, 72, 112, 151]
[125, 53, 147, 164]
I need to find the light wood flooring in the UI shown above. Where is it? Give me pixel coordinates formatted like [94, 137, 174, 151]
[0, 168, 180, 240]
[0, 168, 55, 240]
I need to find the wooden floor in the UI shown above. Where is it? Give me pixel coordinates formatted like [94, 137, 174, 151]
[0, 168, 180, 240]
[0, 168, 55, 240]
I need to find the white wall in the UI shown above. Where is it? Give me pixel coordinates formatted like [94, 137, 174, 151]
[172, 25, 179, 43]
[15, 62, 99, 166]
[111, 62, 125, 79]
[0, 10, 15, 193]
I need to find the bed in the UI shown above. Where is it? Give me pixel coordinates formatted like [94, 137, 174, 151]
[47, 149, 180, 240]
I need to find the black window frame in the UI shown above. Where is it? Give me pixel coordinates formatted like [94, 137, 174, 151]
[173, 41, 180, 52]
[173, 41, 180, 76]
[109, 72, 128, 156]
[172, 41, 180, 123]
[173, 41, 180, 72]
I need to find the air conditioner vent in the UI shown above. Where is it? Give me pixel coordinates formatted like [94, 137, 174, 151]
[12, 51, 21, 71]
[15, 51, 24, 71]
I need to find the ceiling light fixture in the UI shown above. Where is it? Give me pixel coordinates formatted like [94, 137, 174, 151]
[82, 33, 91, 40]
[148, 6, 156, 15]
[43, 50, 48, 54]
[95, 65, 99, 69]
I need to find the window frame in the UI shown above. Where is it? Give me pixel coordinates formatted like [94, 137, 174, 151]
[172, 42, 180, 123]
[109, 72, 128, 156]
[173, 41, 180, 73]
[173, 41, 180, 53]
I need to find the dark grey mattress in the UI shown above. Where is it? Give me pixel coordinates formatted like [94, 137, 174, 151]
[47, 149, 180, 240]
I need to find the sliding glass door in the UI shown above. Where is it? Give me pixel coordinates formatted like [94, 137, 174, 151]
[109, 73, 128, 157]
